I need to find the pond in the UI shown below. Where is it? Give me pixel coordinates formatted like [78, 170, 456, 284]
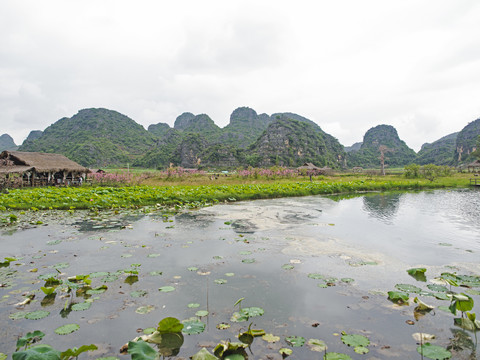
[1, 188, 479, 359]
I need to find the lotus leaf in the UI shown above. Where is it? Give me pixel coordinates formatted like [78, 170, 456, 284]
[12, 345, 61, 360]
[395, 283, 423, 293]
[307, 339, 327, 352]
[416, 343, 451, 359]
[225, 273, 235, 277]
[262, 333, 280, 343]
[282, 264, 294, 270]
[188, 303, 200, 308]
[427, 284, 448, 292]
[279, 348, 293, 357]
[71, 302, 91, 311]
[323, 353, 352, 360]
[127, 341, 157, 360]
[136, 305, 155, 315]
[25, 311, 50, 320]
[86, 285, 108, 294]
[157, 317, 183, 334]
[130, 290, 148, 298]
[308, 273, 324, 279]
[191, 348, 217, 360]
[195, 310, 209, 317]
[387, 291, 409, 303]
[158, 286, 175, 292]
[54, 323, 80, 335]
[0, 353, 7, 360]
[182, 319, 206, 335]
[285, 336, 305, 347]
[341, 334, 369, 347]
[241, 258, 255, 264]
[60, 344, 97, 359]
[217, 322, 230, 330]
[214, 279, 227, 284]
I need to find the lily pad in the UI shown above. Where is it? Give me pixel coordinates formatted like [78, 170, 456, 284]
[136, 305, 155, 315]
[279, 348, 292, 357]
[149, 271, 163, 276]
[182, 318, 206, 335]
[9, 311, 28, 320]
[147, 253, 161, 258]
[341, 334, 369, 347]
[195, 310, 209, 317]
[225, 273, 235, 277]
[407, 268, 427, 281]
[159, 286, 175, 293]
[417, 343, 451, 359]
[282, 264, 294, 270]
[188, 303, 200, 308]
[307, 339, 327, 352]
[25, 310, 50, 320]
[262, 333, 280, 343]
[86, 285, 108, 295]
[214, 279, 227, 284]
[187, 267, 199, 271]
[216, 322, 230, 330]
[71, 302, 91, 311]
[157, 317, 184, 333]
[395, 283, 423, 293]
[308, 273, 325, 280]
[130, 290, 148, 298]
[427, 284, 448, 292]
[388, 291, 409, 303]
[285, 335, 305, 347]
[55, 323, 80, 335]
[324, 353, 352, 360]
[241, 258, 255, 264]
[89, 271, 109, 278]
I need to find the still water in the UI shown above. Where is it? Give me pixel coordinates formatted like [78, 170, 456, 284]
[1, 189, 479, 359]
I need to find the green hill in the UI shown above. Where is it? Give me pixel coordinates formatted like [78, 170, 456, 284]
[19, 108, 156, 167]
[0, 134, 18, 151]
[247, 115, 345, 168]
[347, 124, 416, 168]
[415, 132, 457, 165]
[454, 118, 480, 164]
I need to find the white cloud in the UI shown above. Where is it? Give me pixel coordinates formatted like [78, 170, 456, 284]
[1, 0, 480, 152]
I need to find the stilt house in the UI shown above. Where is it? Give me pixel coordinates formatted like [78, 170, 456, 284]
[0, 151, 88, 188]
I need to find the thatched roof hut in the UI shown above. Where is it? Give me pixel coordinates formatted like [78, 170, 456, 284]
[0, 151, 88, 187]
[467, 159, 480, 172]
[297, 162, 332, 174]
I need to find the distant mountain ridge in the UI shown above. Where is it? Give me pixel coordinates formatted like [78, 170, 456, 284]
[12, 106, 480, 169]
[0, 134, 18, 151]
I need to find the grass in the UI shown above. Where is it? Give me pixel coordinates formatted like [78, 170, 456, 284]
[0, 172, 473, 211]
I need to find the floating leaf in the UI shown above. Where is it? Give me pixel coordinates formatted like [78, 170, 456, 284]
[412, 333, 436, 342]
[136, 305, 155, 315]
[147, 253, 161, 258]
[51, 262, 69, 270]
[159, 286, 175, 293]
[214, 279, 227, 284]
[0, 354, 7, 360]
[308, 273, 324, 280]
[182, 318, 206, 335]
[143, 328, 156, 335]
[282, 264, 294, 270]
[341, 334, 369, 347]
[427, 284, 448, 292]
[195, 310, 209, 317]
[188, 303, 200, 308]
[279, 348, 292, 357]
[130, 290, 148, 298]
[417, 343, 451, 359]
[414, 297, 434, 312]
[238, 251, 251, 255]
[217, 322, 230, 330]
[54, 323, 80, 335]
[241, 258, 255, 264]
[307, 339, 327, 352]
[324, 353, 352, 360]
[341, 278, 354, 283]
[86, 285, 108, 295]
[262, 333, 280, 343]
[395, 284, 423, 293]
[213, 255, 223, 260]
[225, 273, 235, 277]
[187, 267, 199, 271]
[354, 346, 369, 354]
[71, 302, 91, 311]
[9, 311, 28, 320]
[25, 310, 50, 320]
[12, 345, 61, 360]
[149, 271, 163, 276]
[285, 336, 305, 347]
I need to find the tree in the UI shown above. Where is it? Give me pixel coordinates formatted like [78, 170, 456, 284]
[379, 145, 393, 176]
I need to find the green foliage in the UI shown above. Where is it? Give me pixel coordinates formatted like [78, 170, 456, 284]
[12, 345, 61, 360]
[16, 331, 45, 351]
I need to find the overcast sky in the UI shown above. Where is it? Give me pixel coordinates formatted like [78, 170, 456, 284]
[1, 1, 480, 151]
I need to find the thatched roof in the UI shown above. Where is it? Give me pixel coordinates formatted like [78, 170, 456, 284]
[0, 151, 87, 174]
[297, 162, 321, 170]
[468, 159, 480, 167]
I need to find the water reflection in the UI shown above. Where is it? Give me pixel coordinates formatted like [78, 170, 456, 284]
[362, 193, 402, 223]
